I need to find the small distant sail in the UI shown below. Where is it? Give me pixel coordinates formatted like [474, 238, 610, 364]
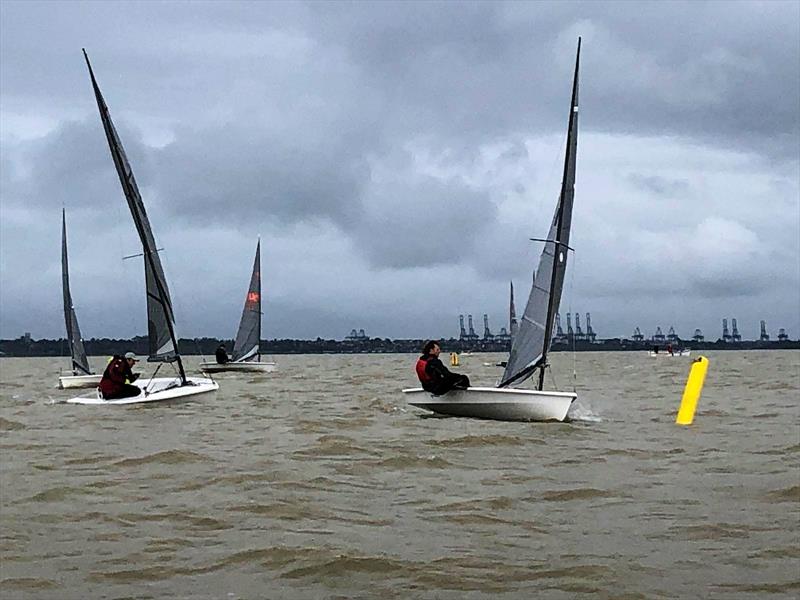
[500, 38, 580, 389]
[84, 50, 179, 365]
[62, 209, 91, 375]
[231, 240, 262, 362]
[509, 280, 518, 344]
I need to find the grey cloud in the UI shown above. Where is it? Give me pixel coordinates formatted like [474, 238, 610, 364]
[2, 118, 153, 217]
[354, 173, 497, 269]
[2, 1, 797, 162]
[153, 124, 372, 229]
[300, 1, 799, 160]
[628, 174, 691, 198]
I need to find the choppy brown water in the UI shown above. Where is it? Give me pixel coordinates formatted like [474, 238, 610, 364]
[1, 350, 798, 599]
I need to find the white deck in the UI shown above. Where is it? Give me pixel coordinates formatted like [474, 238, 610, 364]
[66, 376, 218, 405]
[402, 386, 576, 422]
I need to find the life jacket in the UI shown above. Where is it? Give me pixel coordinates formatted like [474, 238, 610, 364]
[415, 356, 433, 384]
[99, 356, 127, 398]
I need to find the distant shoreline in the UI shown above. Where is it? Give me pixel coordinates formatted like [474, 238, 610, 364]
[1, 336, 797, 357]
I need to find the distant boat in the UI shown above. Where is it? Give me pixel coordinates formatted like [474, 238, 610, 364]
[648, 347, 691, 357]
[404, 39, 584, 422]
[68, 50, 218, 405]
[58, 209, 102, 389]
[200, 240, 276, 374]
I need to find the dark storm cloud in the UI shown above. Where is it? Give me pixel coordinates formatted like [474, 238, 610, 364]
[4, 1, 797, 157]
[2, 119, 153, 216]
[300, 1, 799, 159]
[153, 123, 371, 229]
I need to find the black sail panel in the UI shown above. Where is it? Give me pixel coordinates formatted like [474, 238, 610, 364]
[62, 210, 91, 375]
[500, 38, 580, 389]
[145, 257, 176, 359]
[83, 50, 179, 365]
[232, 240, 261, 362]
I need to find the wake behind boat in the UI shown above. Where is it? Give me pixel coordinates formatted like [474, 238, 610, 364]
[404, 39, 584, 422]
[200, 239, 276, 374]
[68, 50, 217, 406]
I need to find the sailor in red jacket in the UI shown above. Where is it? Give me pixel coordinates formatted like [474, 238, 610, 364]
[415, 340, 470, 395]
[99, 352, 142, 400]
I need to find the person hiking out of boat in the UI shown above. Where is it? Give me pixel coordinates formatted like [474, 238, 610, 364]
[215, 344, 230, 364]
[416, 340, 470, 395]
[99, 352, 141, 400]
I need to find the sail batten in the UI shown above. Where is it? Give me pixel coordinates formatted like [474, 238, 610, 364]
[83, 50, 183, 377]
[232, 240, 262, 362]
[62, 210, 92, 376]
[500, 38, 580, 389]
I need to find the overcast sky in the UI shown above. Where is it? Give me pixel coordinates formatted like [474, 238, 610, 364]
[1, 0, 798, 342]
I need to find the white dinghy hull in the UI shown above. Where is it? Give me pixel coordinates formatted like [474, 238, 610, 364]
[648, 350, 691, 357]
[199, 361, 276, 374]
[66, 376, 218, 405]
[402, 386, 576, 422]
[58, 374, 102, 389]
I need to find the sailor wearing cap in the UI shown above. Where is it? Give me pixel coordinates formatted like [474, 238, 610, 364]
[99, 351, 142, 400]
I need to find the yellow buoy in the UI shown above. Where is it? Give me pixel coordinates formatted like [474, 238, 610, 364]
[676, 356, 709, 425]
[450, 352, 459, 367]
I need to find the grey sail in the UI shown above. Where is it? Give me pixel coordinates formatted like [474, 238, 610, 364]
[500, 38, 580, 389]
[83, 50, 183, 377]
[509, 280, 518, 344]
[62, 209, 92, 375]
[231, 240, 261, 362]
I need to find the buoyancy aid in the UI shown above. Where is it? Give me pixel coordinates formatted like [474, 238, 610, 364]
[415, 356, 433, 384]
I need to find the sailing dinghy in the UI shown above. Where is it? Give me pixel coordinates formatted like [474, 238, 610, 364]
[200, 240, 276, 374]
[404, 39, 584, 422]
[648, 348, 691, 357]
[68, 50, 218, 405]
[58, 209, 101, 389]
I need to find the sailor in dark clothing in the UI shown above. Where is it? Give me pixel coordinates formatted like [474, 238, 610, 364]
[415, 340, 470, 395]
[99, 352, 141, 400]
[215, 344, 230, 364]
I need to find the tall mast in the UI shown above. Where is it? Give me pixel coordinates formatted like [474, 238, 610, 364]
[538, 37, 580, 391]
[83, 49, 186, 384]
[256, 237, 261, 361]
